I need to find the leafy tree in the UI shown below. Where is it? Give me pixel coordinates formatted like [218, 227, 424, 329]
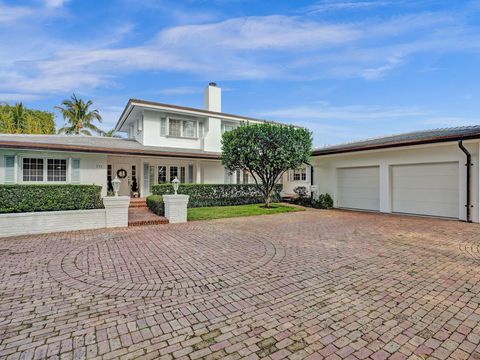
[0, 103, 55, 134]
[102, 129, 121, 137]
[222, 123, 312, 207]
[56, 94, 102, 135]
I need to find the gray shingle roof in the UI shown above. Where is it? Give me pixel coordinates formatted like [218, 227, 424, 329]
[313, 126, 480, 156]
[0, 134, 220, 159]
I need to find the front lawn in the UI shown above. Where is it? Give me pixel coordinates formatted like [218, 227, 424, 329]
[187, 203, 302, 221]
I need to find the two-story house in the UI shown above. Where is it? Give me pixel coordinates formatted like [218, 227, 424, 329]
[0, 83, 311, 197]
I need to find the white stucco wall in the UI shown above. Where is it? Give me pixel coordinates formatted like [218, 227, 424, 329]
[201, 160, 226, 183]
[312, 141, 480, 222]
[0, 149, 108, 196]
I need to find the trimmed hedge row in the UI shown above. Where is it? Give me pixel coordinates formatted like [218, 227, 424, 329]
[0, 185, 104, 213]
[151, 183, 282, 208]
[146, 195, 164, 216]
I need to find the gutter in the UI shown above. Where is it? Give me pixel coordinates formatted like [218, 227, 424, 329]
[458, 140, 473, 223]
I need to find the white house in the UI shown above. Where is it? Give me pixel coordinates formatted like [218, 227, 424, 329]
[0, 83, 311, 197]
[312, 127, 480, 222]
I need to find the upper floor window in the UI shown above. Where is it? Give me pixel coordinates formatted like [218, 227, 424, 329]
[163, 117, 198, 138]
[292, 168, 307, 182]
[223, 123, 237, 133]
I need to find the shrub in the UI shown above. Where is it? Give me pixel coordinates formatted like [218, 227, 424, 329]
[0, 184, 103, 213]
[313, 193, 334, 209]
[146, 195, 164, 216]
[151, 184, 282, 208]
[293, 186, 308, 198]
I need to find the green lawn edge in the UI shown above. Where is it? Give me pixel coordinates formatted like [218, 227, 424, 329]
[187, 203, 303, 221]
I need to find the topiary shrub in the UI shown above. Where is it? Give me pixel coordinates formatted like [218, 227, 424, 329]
[313, 193, 334, 209]
[151, 184, 282, 208]
[0, 184, 103, 213]
[146, 195, 164, 216]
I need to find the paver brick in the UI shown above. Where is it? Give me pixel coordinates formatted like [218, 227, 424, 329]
[1, 209, 480, 359]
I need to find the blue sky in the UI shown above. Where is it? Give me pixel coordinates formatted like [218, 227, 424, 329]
[2, 0, 480, 147]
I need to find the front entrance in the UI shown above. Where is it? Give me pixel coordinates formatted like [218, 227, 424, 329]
[113, 162, 131, 196]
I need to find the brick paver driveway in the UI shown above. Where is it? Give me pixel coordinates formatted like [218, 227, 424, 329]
[1, 209, 480, 360]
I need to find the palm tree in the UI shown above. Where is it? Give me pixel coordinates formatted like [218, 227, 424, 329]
[11, 103, 27, 133]
[56, 94, 102, 135]
[102, 129, 121, 138]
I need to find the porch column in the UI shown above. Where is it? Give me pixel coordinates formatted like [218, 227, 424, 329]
[196, 160, 202, 184]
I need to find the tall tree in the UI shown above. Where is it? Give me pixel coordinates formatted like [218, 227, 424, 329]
[222, 123, 312, 208]
[102, 129, 121, 138]
[56, 94, 102, 135]
[0, 103, 55, 134]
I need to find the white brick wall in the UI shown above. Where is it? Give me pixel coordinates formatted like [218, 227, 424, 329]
[0, 209, 106, 237]
[163, 195, 189, 223]
[0, 196, 131, 238]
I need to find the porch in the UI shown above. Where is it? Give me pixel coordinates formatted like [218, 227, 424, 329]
[107, 155, 254, 197]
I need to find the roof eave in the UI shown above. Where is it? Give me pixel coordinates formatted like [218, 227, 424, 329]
[0, 141, 221, 160]
[312, 133, 480, 156]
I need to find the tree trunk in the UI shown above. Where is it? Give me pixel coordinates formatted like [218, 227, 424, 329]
[264, 195, 270, 208]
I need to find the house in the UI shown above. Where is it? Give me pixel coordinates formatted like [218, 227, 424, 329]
[311, 126, 480, 222]
[0, 83, 311, 197]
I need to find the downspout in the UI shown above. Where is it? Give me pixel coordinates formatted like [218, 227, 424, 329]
[458, 140, 473, 222]
[310, 165, 314, 202]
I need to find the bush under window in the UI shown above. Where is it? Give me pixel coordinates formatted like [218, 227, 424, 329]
[0, 184, 103, 213]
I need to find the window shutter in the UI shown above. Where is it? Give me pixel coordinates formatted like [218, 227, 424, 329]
[4, 155, 15, 184]
[143, 163, 150, 194]
[199, 122, 204, 138]
[160, 118, 166, 136]
[71, 159, 80, 184]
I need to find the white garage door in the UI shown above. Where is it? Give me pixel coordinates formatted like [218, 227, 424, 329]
[392, 162, 459, 218]
[337, 166, 380, 211]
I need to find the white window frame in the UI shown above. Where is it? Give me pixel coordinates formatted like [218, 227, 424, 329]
[20, 156, 70, 184]
[166, 116, 199, 139]
[291, 168, 307, 182]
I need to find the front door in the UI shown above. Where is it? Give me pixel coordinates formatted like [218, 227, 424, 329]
[113, 162, 131, 196]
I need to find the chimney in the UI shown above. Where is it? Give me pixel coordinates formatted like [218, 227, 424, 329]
[204, 82, 221, 112]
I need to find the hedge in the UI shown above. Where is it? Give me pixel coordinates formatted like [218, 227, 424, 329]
[146, 195, 164, 216]
[151, 183, 282, 208]
[0, 185, 104, 213]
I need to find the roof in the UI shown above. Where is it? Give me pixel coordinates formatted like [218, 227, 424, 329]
[115, 98, 300, 131]
[0, 134, 220, 159]
[313, 126, 480, 156]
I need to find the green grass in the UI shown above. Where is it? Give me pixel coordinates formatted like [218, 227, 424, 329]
[187, 203, 303, 221]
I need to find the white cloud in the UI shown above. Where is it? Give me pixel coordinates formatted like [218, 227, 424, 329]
[307, 1, 390, 13]
[43, 0, 68, 8]
[0, 3, 34, 24]
[159, 86, 201, 95]
[2, 8, 480, 98]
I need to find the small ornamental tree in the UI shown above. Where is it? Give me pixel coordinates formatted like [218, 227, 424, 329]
[221, 123, 312, 208]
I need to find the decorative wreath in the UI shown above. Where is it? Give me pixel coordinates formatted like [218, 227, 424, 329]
[116, 168, 127, 179]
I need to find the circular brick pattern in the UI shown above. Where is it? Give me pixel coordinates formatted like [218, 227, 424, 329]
[48, 227, 282, 297]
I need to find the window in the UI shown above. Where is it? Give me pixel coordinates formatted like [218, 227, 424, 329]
[23, 158, 44, 181]
[180, 167, 186, 183]
[188, 164, 194, 183]
[183, 121, 196, 138]
[158, 166, 167, 183]
[170, 166, 178, 182]
[47, 159, 67, 182]
[169, 119, 182, 137]
[293, 168, 307, 181]
[223, 123, 237, 133]
[243, 170, 249, 184]
[167, 118, 198, 138]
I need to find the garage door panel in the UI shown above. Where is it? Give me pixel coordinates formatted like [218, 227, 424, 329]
[337, 167, 379, 211]
[392, 162, 458, 218]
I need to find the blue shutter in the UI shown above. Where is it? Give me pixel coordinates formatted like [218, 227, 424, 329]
[71, 159, 80, 184]
[4, 156, 15, 184]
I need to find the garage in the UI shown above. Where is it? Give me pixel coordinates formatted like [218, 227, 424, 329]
[337, 166, 380, 211]
[392, 162, 459, 218]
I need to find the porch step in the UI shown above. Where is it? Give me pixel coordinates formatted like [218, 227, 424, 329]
[128, 207, 169, 226]
[129, 198, 147, 208]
